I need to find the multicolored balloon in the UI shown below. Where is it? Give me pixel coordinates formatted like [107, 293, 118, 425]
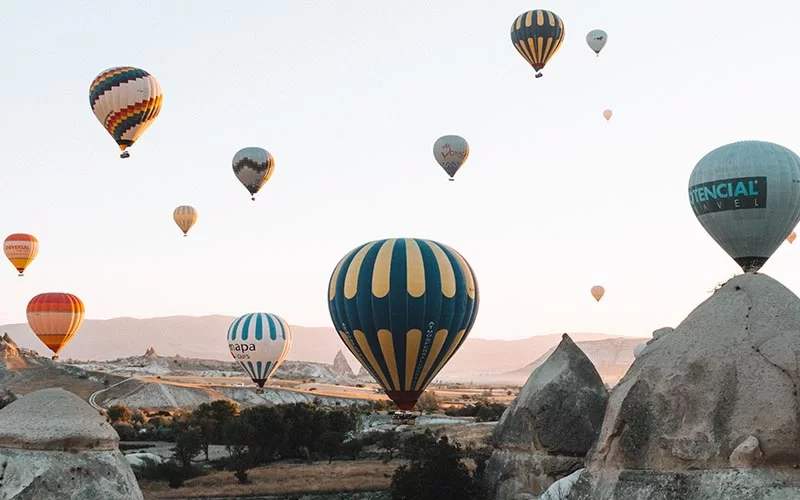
[328, 238, 480, 410]
[89, 66, 163, 159]
[688, 140, 800, 272]
[586, 29, 608, 56]
[173, 205, 198, 237]
[4, 233, 39, 277]
[433, 135, 470, 181]
[591, 285, 605, 302]
[27, 293, 86, 360]
[232, 147, 275, 201]
[227, 312, 293, 388]
[510, 9, 565, 78]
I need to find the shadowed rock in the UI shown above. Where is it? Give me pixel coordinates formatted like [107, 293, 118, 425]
[0, 388, 143, 500]
[484, 334, 608, 499]
[571, 273, 800, 499]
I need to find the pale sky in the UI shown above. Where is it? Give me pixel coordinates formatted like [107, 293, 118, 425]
[1, 0, 799, 340]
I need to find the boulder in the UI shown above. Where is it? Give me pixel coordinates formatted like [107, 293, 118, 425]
[484, 334, 608, 499]
[0, 388, 143, 500]
[571, 273, 800, 499]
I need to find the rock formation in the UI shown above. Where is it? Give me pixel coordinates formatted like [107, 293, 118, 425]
[332, 350, 355, 377]
[0, 388, 144, 499]
[571, 273, 800, 499]
[143, 346, 158, 361]
[484, 334, 609, 499]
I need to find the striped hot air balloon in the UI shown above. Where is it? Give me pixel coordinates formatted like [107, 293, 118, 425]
[226, 312, 293, 389]
[173, 205, 198, 237]
[232, 147, 275, 201]
[26, 293, 85, 360]
[4, 233, 39, 277]
[89, 66, 163, 158]
[510, 9, 566, 78]
[328, 238, 480, 410]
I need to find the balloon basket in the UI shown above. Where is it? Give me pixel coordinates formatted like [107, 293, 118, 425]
[51, 355, 59, 361]
[17, 273, 23, 277]
[535, 73, 543, 79]
[251, 197, 256, 201]
[120, 151, 130, 159]
[255, 388, 264, 395]
[448, 178, 454, 182]
[183, 234, 187, 237]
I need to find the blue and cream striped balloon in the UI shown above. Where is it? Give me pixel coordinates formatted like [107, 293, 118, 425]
[227, 312, 293, 388]
[327, 238, 479, 410]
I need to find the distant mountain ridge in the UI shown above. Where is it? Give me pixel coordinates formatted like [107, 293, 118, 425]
[0, 315, 645, 378]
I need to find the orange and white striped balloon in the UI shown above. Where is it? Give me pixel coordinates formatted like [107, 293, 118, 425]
[4, 233, 39, 277]
[26, 293, 85, 360]
[173, 205, 198, 236]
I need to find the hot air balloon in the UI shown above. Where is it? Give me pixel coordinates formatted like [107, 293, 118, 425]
[586, 29, 608, 56]
[433, 135, 470, 181]
[173, 205, 198, 237]
[591, 285, 605, 302]
[89, 66, 163, 159]
[232, 147, 275, 201]
[328, 238, 480, 410]
[4, 234, 39, 277]
[688, 140, 800, 273]
[510, 9, 565, 78]
[603, 109, 613, 121]
[789, 232, 797, 244]
[227, 312, 293, 390]
[26, 293, 85, 360]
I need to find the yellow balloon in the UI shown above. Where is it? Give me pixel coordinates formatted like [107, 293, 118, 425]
[173, 205, 198, 237]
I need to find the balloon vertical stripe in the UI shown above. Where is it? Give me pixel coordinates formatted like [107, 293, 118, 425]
[328, 238, 479, 410]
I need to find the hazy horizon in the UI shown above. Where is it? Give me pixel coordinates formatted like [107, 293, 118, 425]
[2, 1, 799, 341]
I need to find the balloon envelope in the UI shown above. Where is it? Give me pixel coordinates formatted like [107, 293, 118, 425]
[586, 29, 608, 54]
[26, 293, 85, 359]
[227, 312, 293, 388]
[688, 140, 800, 272]
[591, 285, 605, 302]
[433, 135, 470, 179]
[328, 238, 480, 410]
[510, 10, 565, 77]
[4, 233, 38, 276]
[173, 205, 198, 236]
[603, 109, 613, 121]
[89, 66, 163, 157]
[232, 147, 275, 200]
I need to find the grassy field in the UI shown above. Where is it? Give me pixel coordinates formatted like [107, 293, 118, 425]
[139, 460, 400, 499]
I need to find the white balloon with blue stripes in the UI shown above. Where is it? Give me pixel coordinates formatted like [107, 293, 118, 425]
[227, 312, 293, 388]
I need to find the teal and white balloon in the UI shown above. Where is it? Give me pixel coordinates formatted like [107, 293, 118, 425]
[586, 29, 608, 56]
[688, 140, 800, 273]
[433, 135, 470, 181]
[227, 312, 293, 388]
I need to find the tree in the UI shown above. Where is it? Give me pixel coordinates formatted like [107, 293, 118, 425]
[223, 418, 255, 484]
[379, 429, 400, 462]
[415, 391, 440, 413]
[107, 404, 132, 423]
[391, 429, 486, 500]
[172, 427, 203, 470]
[191, 400, 237, 460]
[318, 431, 346, 464]
[112, 422, 136, 441]
[340, 438, 363, 460]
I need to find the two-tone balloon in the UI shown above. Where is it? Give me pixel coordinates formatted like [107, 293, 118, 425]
[227, 312, 293, 389]
[327, 238, 479, 410]
[173, 205, 198, 237]
[232, 147, 275, 201]
[510, 10, 565, 78]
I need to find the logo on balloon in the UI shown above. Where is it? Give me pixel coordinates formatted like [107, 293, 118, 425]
[688, 176, 767, 216]
[229, 342, 256, 360]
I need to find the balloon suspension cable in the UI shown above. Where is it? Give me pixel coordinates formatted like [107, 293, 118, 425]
[120, 151, 130, 159]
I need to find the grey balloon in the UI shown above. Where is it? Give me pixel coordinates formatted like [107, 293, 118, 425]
[688, 140, 800, 272]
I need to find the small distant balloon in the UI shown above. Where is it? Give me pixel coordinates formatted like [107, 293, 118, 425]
[227, 312, 293, 388]
[603, 109, 613, 121]
[89, 66, 163, 159]
[688, 140, 800, 273]
[4, 234, 39, 277]
[232, 147, 275, 201]
[433, 135, 470, 181]
[788, 232, 797, 244]
[27, 293, 85, 361]
[591, 285, 605, 302]
[173, 205, 198, 237]
[586, 29, 608, 56]
[510, 10, 565, 78]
